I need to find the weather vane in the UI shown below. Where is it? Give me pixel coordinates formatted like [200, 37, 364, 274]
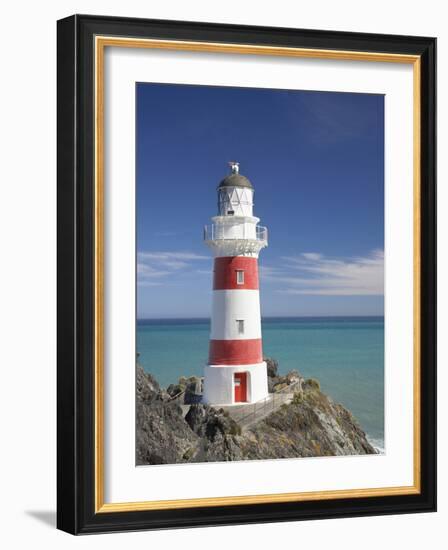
[228, 161, 240, 174]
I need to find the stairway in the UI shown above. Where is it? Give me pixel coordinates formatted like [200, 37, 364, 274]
[220, 389, 296, 431]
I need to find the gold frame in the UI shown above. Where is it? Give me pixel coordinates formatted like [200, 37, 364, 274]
[94, 36, 421, 514]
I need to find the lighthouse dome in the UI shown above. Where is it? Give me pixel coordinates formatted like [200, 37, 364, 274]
[217, 162, 254, 217]
[218, 173, 253, 190]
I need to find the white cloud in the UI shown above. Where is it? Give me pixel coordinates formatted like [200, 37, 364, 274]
[138, 251, 209, 261]
[137, 250, 209, 286]
[262, 249, 384, 296]
[300, 252, 323, 261]
[137, 263, 170, 277]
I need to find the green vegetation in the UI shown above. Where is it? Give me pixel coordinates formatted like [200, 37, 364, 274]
[304, 378, 321, 391]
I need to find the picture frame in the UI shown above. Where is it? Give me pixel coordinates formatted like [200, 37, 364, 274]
[57, 14, 436, 534]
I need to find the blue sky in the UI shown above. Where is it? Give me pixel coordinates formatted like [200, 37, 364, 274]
[136, 83, 384, 318]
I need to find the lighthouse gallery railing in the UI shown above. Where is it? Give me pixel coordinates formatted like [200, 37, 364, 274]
[203, 224, 268, 244]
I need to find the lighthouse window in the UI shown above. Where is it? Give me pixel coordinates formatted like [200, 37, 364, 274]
[236, 319, 245, 334]
[236, 270, 245, 285]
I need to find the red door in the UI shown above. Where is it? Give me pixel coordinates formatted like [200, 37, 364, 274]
[234, 372, 247, 403]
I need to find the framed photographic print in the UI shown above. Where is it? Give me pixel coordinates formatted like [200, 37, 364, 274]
[57, 15, 436, 534]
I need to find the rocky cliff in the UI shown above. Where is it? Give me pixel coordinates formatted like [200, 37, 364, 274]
[136, 359, 376, 465]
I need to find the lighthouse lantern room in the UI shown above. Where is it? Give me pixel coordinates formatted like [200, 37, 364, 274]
[203, 162, 269, 405]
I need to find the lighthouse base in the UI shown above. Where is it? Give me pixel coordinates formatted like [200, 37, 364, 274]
[203, 362, 268, 406]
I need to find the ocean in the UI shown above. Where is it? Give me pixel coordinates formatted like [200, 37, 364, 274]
[137, 317, 384, 449]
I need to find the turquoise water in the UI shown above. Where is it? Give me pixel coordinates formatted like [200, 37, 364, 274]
[137, 317, 384, 446]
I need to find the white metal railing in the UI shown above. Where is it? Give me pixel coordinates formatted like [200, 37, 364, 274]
[227, 380, 302, 427]
[203, 224, 268, 244]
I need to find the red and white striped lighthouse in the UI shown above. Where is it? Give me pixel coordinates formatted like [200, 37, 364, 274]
[203, 162, 269, 405]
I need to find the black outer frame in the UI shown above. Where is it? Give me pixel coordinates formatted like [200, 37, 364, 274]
[57, 14, 436, 535]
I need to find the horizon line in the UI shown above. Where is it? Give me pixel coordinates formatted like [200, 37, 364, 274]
[137, 314, 384, 321]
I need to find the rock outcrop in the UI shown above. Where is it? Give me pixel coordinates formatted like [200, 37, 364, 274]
[136, 361, 376, 465]
[136, 366, 199, 465]
[167, 375, 203, 404]
[265, 356, 302, 393]
[237, 379, 375, 459]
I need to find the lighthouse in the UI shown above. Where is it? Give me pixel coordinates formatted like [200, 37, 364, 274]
[203, 162, 269, 405]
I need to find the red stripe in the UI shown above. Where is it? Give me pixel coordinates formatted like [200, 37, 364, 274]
[213, 257, 259, 290]
[208, 339, 263, 365]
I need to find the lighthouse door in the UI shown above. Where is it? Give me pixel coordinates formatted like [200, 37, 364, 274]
[234, 372, 247, 403]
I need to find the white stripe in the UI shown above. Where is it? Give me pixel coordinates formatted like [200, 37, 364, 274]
[210, 289, 262, 340]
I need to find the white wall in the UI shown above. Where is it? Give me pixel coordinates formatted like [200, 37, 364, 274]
[204, 362, 268, 404]
[211, 290, 262, 339]
[0, 0, 445, 548]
